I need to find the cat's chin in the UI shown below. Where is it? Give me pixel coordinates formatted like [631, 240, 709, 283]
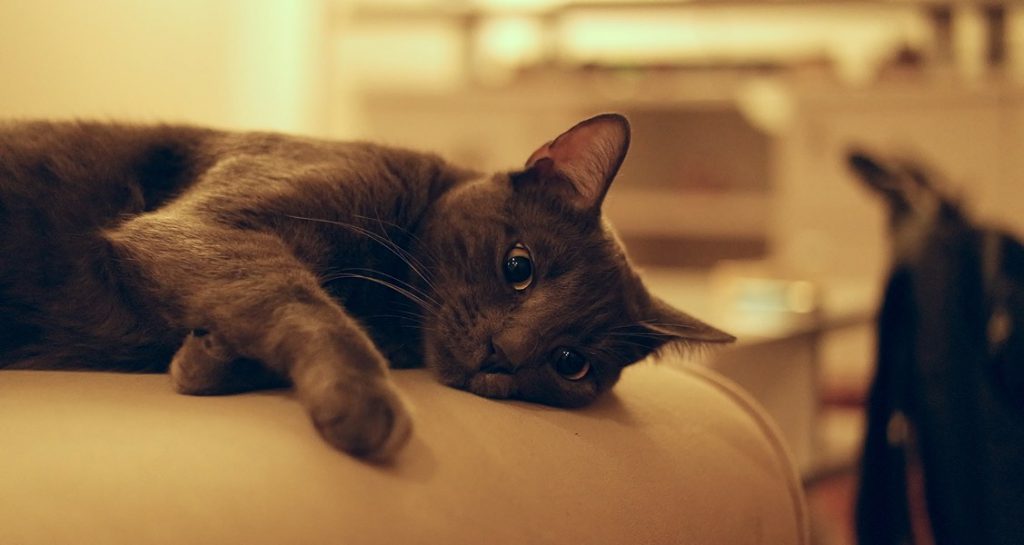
[421, 335, 485, 390]
[465, 372, 516, 400]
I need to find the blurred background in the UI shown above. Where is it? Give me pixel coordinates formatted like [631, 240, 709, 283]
[3, 0, 1023, 543]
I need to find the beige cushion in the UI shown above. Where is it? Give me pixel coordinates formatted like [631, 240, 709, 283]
[0, 363, 807, 545]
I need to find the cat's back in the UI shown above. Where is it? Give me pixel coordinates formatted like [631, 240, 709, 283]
[0, 121, 219, 363]
[0, 120, 215, 296]
[0, 120, 218, 221]
[0, 121, 459, 367]
[0, 121, 222, 275]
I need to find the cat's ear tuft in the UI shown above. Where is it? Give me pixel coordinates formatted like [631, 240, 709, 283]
[622, 295, 737, 360]
[636, 296, 736, 353]
[520, 113, 630, 212]
[615, 296, 733, 368]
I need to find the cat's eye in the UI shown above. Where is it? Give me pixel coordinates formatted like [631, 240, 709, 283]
[553, 348, 589, 381]
[503, 243, 534, 291]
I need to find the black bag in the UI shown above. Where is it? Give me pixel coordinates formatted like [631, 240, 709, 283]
[848, 151, 1024, 545]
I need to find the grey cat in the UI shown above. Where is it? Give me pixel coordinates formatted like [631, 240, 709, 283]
[0, 113, 734, 460]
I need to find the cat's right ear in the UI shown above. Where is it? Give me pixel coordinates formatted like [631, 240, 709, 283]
[514, 113, 630, 213]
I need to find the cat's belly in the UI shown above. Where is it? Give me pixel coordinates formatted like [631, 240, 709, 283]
[0, 233, 183, 371]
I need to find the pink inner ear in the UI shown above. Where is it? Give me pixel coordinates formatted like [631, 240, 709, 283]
[525, 141, 553, 168]
[521, 115, 630, 209]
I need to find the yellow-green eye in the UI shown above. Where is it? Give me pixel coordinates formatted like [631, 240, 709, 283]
[554, 348, 589, 381]
[503, 243, 533, 291]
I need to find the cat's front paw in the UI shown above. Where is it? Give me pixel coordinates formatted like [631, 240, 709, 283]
[170, 329, 233, 394]
[305, 375, 413, 462]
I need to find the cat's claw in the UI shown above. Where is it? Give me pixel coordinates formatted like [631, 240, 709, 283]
[306, 377, 413, 462]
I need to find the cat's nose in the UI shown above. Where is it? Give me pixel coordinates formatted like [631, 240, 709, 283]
[480, 337, 515, 374]
[490, 331, 531, 369]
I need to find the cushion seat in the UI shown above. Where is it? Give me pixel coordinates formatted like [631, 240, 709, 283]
[0, 362, 807, 545]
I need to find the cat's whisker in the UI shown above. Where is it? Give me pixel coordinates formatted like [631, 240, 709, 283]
[283, 213, 438, 293]
[363, 209, 439, 277]
[352, 213, 436, 263]
[388, 306, 434, 322]
[370, 312, 423, 323]
[638, 321, 702, 330]
[395, 323, 439, 335]
[344, 223, 425, 277]
[319, 271, 439, 319]
[350, 225, 437, 291]
[366, 312, 438, 333]
[604, 331, 671, 339]
[324, 273, 439, 316]
[596, 338, 708, 362]
[352, 212, 444, 273]
[322, 269, 443, 319]
[339, 267, 441, 309]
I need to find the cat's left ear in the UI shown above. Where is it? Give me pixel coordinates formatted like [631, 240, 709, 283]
[636, 296, 736, 350]
[519, 113, 630, 212]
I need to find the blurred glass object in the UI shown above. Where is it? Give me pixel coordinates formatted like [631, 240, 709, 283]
[709, 261, 822, 338]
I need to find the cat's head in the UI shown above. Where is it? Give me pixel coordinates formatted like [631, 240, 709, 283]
[416, 114, 734, 406]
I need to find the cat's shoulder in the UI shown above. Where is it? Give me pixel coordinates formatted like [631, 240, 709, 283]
[0, 119, 442, 162]
[0, 119, 474, 187]
[0, 119, 216, 142]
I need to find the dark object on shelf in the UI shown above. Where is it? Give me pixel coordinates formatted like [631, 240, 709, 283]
[848, 150, 1024, 545]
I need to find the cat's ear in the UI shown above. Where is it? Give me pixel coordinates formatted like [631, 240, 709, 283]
[518, 113, 630, 212]
[633, 296, 735, 353]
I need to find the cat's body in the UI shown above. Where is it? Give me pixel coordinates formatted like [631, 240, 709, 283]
[0, 115, 733, 460]
[0, 121, 455, 371]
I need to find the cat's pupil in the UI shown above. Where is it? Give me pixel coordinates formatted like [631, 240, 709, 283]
[554, 348, 588, 380]
[504, 256, 532, 284]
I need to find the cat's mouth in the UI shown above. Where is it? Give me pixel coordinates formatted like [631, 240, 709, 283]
[466, 370, 516, 399]
[425, 336, 519, 400]
[477, 340, 515, 375]
[466, 342, 521, 399]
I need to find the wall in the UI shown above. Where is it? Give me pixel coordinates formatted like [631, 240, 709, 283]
[0, 0, 328, 134]
[772, 83, 1024, 285]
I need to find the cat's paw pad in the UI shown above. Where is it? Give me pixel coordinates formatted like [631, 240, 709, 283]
[307, 378, 413, 461]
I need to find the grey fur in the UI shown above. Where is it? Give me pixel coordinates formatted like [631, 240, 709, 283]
[0, 114, 733, 460]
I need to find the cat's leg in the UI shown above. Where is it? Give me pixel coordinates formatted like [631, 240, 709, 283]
[264, 307, 413, 460]
[187, 283, 413, 460]
[110, 221, 412, 460]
